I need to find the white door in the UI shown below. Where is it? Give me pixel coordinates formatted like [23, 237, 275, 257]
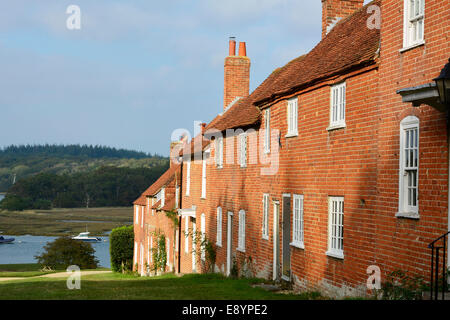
[192, 218, 196, 272]
[273, 201, 280, 281]
[226, 211, 233, 276]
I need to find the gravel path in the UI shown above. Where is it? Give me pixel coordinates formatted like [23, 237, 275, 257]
[0, 270, 111, 282]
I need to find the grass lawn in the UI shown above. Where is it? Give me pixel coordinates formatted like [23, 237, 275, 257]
[0, 272, 325, 300]
[0, 263, 109, 278]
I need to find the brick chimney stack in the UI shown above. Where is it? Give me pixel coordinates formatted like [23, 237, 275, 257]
[322, 0, 364, 39]
[223, 37, 250, 111]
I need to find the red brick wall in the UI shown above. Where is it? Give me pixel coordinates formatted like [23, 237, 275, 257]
[374, 0, 450, 281]
[145, 0, 450, 298]
[224, 56, 250, 110]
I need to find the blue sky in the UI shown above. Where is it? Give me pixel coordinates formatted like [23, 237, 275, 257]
[0, 0, 371, 156]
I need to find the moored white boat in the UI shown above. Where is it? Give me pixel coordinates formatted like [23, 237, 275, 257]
[71, 232, 101, 242]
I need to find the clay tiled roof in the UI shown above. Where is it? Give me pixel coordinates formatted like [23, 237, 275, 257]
[142, 164, 181, 197]
[133, 194, 146, 206]
[179, 134, 211, 157]
[253, 1, 380, 106]
[160, 195, 176, 211]
[151, 199, 161, 210]
[205, 95, 261, 133]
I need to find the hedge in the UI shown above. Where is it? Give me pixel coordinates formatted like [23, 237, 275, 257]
[110, 225, 134, 273]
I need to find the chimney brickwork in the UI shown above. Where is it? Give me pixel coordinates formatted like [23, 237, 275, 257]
[322, 0, 364, 38]
[223, 38, 250, 111]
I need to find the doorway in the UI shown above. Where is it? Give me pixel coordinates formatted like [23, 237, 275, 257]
[192, 217, 196, 272]
[226, 211, 233, 276]
[282, 194, 291, 281]
[273, 201, 280, 281]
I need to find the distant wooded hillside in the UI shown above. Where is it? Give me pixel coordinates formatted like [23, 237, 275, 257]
[0, 144, 168, 192]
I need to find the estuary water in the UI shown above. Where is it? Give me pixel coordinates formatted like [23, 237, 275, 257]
[0, 194, 4, 201]
[0, 235, 111, 268]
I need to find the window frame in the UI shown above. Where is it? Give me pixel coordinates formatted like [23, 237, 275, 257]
[201, 213, 206, 261]
[402, 0, 425, 50]
[264, 108, 271, 153]
[290, 194, 304, 249]
[397, 116, 420, 219]
[215, 137, 224, 168]
[239, 133, 247, 168]
[216, 207, 222, 247]
[201, 153, 207, 199]
[328, 82, 346, 130]
[135, 206, 139, 225]
[326, 196, 344, 259]
[185, 160, 191, 196]
[237, 210, 246, 252]
[262, 194, 269, 240]
[184, 217, 189, 254]
[286, 97, 298, 137]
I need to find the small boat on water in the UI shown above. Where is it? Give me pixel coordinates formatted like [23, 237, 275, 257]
[0, 236, 15, 244]
[71, 232, 101, 242]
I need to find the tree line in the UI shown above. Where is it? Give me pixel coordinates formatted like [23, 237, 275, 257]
[0, 165, 168, 211]
[0, 144, 160, 160]
[0, 144, 168, 192]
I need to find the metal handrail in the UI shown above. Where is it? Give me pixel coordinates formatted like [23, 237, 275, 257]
[428, 231, 450, 248]
[428, 231, 449, 300]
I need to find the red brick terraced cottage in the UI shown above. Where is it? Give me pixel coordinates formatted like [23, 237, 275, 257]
[133, 162, 181, 275]
[133, 0, 450, 298]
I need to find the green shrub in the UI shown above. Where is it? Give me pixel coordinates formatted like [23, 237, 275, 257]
[35, 236, 99, 269]
[33, 199, 52, 210]
[152, 233, 167, 274]
[376, 270, 426, 300]
[110, 225, 134, 273]
[0, 195, 32, 211]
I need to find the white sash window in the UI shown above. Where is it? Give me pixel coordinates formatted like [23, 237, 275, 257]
[329, 82, 346, 129]
[286, 97, 298, 137]
[262, 194, 269, 240]
[237, 210, 246, 252]
[397, 116, 419, 218]
[327, 197, 344, 259]
[291, 194, 304, 248]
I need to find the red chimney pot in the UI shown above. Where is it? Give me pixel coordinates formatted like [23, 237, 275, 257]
[238, 42, 247, 57]
[229, 37, 236, 56]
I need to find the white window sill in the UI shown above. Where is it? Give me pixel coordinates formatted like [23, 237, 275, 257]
[263, 149, 270, 155]
[262, 235, 269, 241]
[240, 165, 247, 168]
[216, 243, 222, 248]
[285, 132, 298, 138]
[326, 251, 344, 260]
[290, 242, 304, 249]
[216, 165, 223, 169]
[396, 211, 420, 220]
[327, 123, 346, 131]
[237, 247, 246, 253]
[399, 41, 425, 53]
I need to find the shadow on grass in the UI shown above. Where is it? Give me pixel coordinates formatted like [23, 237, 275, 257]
[0, 273, 323, 300]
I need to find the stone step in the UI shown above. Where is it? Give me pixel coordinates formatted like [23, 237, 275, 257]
[422, 291, 450, 300]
